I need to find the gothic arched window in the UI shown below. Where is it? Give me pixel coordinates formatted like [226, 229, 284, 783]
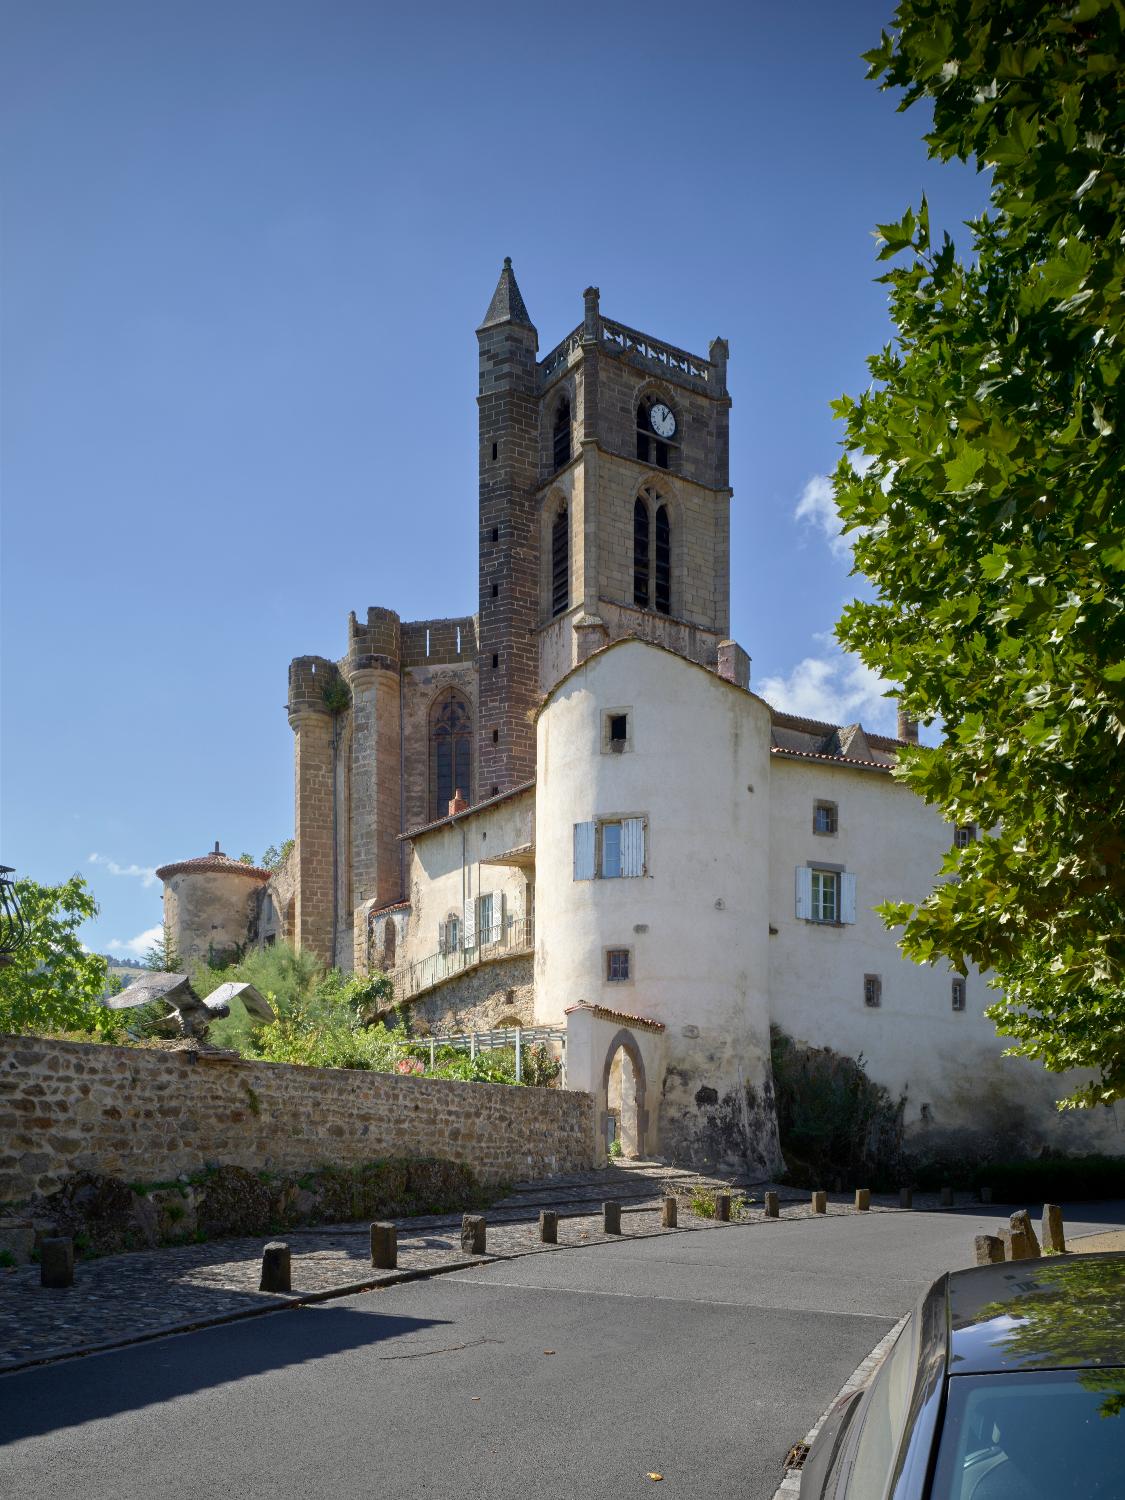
[655, 503, 672, 615]
[429, 688, 472, 820]
[633, 496, 650, 608]
[552, 398, 571, 470]
[551, 504, 569, 618]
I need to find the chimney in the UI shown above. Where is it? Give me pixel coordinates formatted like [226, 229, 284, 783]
[448, 789, 469, 817]
[717, 640, 751, 690]
[896, 708, 919, 745]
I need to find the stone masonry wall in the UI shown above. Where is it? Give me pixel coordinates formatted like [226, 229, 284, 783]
[405, 956, 535, 1035]
[0, 1036, 594, 1205]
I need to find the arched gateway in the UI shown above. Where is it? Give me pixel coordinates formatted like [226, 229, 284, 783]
[564, 1004, 666, 1163]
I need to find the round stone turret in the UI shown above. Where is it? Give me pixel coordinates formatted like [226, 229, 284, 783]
[155, 843, 269, 967]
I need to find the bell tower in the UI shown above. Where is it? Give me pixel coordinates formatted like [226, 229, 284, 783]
[476, 259, 540, 796]
[534, 284, 733, 692]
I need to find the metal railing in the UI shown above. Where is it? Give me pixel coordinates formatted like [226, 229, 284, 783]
[410, 1023, 566, 1085]
[392, 916, 534, 1002]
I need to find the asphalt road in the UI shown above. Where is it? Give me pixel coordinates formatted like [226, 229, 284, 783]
[2, 1204, 1120, 1500]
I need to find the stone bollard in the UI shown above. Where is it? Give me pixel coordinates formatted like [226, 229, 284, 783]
[661, 1194, 678, 1229]
[461, 1214, 486, 1255]
[812, 1190, 827, 1214]
[899, 1188, 913, 1210]
[370, 1222, 397, 1270]
[855, 1189, 871, 1212]
[40, 1237, 74, 1289]
[764, 1192, 779, 1218]
[603, 1202, 622, 1234]
[940, 1186, 954, 1207]
[259, 1241, 291, 1293]
[1042, 1203, 1066, 1254]
[714, 1193, 731, 1222]
[974, 1234, 1005, 1265]
[1009, 1210, 1040, 1259]
[539, 1210, 558, 1245]
[979, 1186, 993, 1204]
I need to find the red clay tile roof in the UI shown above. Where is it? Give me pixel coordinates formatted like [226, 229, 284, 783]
[564, 1002, 666, 1034]
[155, 850, 270, 882]
[399, 781, 536, 841]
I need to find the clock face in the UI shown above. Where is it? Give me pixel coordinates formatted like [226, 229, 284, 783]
[649, 403, 676, 439]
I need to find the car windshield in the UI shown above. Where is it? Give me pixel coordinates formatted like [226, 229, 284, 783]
[930, 1369, 1125, 1500]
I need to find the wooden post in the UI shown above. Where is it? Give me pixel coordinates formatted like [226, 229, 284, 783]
[260, 1241, 291, 1293]
[898, 1187, 913, 1209]
[370, 1222, 397, 1269]
[855, 1188, 871, 1212]
[661, 1194, 678, 1228]
[764, 1191, 779, 1218]
[461, 1214, 486, 1254]
[603, 1202, 622, 1234]
[539, 1210, 558, 1244]
[812, 1191, 827, 1214]
[1042, 1203, 1066, 1253]
[714, 1192, 731, 1222]
[40, 1237, 74, 1289]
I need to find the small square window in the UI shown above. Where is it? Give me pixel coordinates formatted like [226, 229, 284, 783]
[864, 974, 882, 1008]
[492, 729, 498, 744]
[491, 526, 499, 542]
[953, 825, 975, 850]
[813, 801, 838, 836]
[491, 583, 499, 598]
[951, 978, 966, 1011]
[492, 653, 499, 669]
[602, 708, 633, 755]
[606, 948, 631, 982]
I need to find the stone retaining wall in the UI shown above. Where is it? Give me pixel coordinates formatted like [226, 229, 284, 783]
[0, 1035, 595, 1205]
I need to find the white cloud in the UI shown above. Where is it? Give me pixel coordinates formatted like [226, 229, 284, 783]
[758, 646, 895, 734]
[88, 853, 158, 888]
[794, 455, 878, 560]
[795, 474, 849, 558]
[106, 926, 163, 958]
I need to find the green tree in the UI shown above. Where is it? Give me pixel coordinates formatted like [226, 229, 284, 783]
[143, 923, 180, 973]
[0, 875, 121, 1038]
[260, 839, 294, 871]
[833, 1, 1124, 1105]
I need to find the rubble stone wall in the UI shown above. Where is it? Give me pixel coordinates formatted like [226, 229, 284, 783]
[0, 1035, 594, 1205]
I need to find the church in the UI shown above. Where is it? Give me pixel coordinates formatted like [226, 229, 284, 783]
[160, 261, 1117, 1173]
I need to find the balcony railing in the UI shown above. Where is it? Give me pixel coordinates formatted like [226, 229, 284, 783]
[392, 916, 534, 1002]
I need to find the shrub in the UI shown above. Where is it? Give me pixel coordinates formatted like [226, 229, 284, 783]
[771, 1026, 905, 1189]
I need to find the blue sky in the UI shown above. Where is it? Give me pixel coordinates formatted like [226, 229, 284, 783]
[1, 0, 988, 957]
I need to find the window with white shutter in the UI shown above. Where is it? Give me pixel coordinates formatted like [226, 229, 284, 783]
[573, 821, 596, 881]
[621, 818, 646, 877]
[438, 920, 448, 955]
[477, 892, 494, 945]
[463, 900, 476, 950]
[795, 866, 813, 920]
[798, 867, 855, 924]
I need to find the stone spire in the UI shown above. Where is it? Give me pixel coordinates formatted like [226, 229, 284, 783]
[479, 257, 534, 330]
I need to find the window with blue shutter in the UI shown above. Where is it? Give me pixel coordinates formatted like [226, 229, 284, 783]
[840, 873, 857, 925]
[573, 821, 596, 881]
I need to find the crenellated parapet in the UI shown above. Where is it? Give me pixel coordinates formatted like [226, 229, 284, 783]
[287, 656, 343, 726]
[345, 606, 402, 678]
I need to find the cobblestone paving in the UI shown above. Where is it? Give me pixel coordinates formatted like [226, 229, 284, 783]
[0, 1165, 960, 1374]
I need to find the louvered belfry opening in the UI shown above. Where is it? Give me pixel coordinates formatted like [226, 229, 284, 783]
[551, 504, 569, 617]
[654, 503, 671, 614]
[633, 496, 650, 608]
[552, 398, 571, 470]
[430, 688, 472, 820]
